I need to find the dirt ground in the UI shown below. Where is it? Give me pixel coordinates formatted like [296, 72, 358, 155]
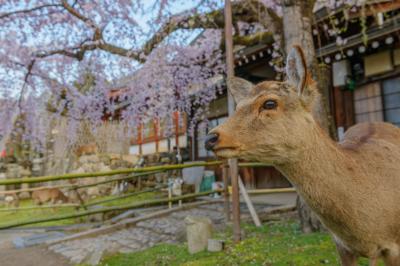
[0, 245, 71, 266]
[0, 231, 71, 266]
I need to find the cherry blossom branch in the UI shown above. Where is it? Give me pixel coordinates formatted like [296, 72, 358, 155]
[61, 0, 97, 29]
[0, 3, 62, 20]
[2, 0, 282, 66]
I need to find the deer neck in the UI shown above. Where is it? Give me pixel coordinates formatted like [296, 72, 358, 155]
[275, 125, 361, 221]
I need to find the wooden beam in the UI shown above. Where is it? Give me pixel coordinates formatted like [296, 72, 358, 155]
[238, 176, 261, 227]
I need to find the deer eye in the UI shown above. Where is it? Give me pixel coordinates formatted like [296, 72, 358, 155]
[262, 99, 278, 110]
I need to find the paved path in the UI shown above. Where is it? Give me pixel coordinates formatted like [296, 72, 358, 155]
[0, 231, 71, 266]
[48, 201, 270, 265]
[0, 193, 295, 266]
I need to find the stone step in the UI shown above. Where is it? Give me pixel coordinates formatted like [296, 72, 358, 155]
[13, 232, 66, 249]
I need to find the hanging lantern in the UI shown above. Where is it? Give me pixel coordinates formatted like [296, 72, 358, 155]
[346, 49, 354, 57]
[371, 41, 379, 49]
[324, 57, 331, 64]
[377, 13, 384, 26]
[385, 36, 394, 45]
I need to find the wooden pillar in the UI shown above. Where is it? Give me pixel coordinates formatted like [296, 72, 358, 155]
[343, 90, 355, 129]
[138, 123, 143, 156]
[154, 118, 159, 153]
[224, 0, 241, 243]
[174, 111, 180, 153]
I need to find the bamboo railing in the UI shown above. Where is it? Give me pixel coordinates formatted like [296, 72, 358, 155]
[0, 161, 277, 230]
[84, 186, 166, 208]
[0, 190, 220, 229]
[0, 170, 162, 195]
[0, 161, 270, 186]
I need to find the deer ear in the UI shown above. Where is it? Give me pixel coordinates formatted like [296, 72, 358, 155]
[286, 45, 307, 96]
[227, 77, 254, 104]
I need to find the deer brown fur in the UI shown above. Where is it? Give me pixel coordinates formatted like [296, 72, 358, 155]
[208, 46, 400, 266]
[32, 188, 69, 205]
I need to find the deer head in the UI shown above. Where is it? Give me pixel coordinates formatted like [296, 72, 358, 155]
[205, 46, 320, 164]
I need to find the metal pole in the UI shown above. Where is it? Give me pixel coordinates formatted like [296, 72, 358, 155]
[224, 0, 241, 243]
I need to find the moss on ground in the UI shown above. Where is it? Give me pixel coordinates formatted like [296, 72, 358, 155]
[99, 220, 382, 266]
[0, 191, 157, 227]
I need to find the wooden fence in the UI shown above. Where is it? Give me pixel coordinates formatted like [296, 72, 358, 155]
[0, 161, 294, 231]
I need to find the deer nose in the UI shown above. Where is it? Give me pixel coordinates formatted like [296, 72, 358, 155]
[204, 133, 219, 151]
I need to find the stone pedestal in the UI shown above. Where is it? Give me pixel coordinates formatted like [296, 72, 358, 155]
[185, 216, 212, 254]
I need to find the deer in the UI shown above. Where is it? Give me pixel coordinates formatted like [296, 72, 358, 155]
[32, 188, 69, 205]
[204, 46, 400, 266]
[74, 143, 98, 157]
[4, 193, 19, 209]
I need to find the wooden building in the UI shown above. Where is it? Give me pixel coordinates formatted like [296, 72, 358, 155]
[191, 1, 400, 189]
[314, 1, 400, 138]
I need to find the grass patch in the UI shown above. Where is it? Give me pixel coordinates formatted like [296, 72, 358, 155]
[87, 191, 158, 207]
[0, 191, 157, 228]
[0, 199, 77, 227]
[99, 220, 383, 266]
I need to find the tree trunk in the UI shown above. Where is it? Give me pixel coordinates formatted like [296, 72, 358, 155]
[282, 0, 333, 233]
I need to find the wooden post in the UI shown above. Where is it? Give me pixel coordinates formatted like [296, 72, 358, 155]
[224, 0, 241, 243]
[238, 176, 261, 227]
[168, 181, 172, 209]
[230, 158, 241, 242]
[73, 188, 87, 210]
[222, 164, 230, 222]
